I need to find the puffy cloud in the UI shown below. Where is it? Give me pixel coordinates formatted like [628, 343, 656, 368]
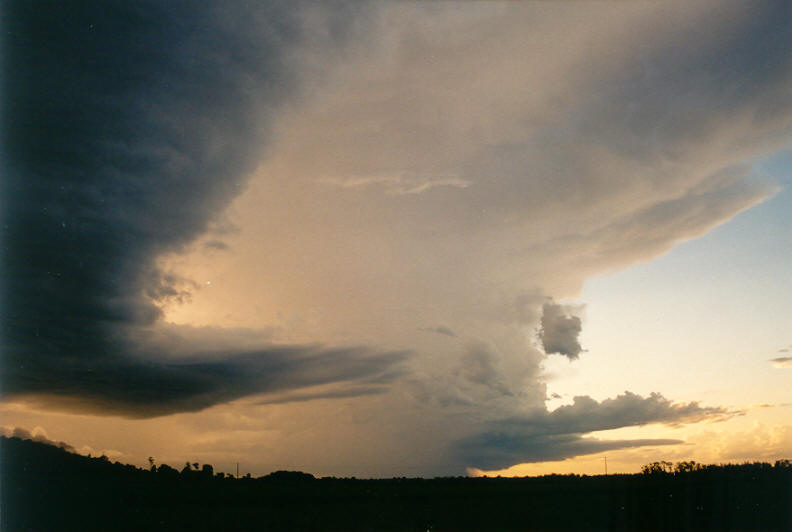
[2, 425, 125, 460]
[456, 392, 734, 469]
[2, 426, 75, 453]
[539, 302, 583, 359]
[463, 433, 684, 472]
[532, 392, 734, 434]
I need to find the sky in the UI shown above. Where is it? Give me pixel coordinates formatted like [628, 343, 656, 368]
[1, 1, 790, 478]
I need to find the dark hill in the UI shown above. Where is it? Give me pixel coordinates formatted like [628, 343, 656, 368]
[2, 436, 790, 531]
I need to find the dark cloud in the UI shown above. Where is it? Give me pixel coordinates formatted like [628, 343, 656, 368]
[0, 1, 404, 417]
[539, 302, 583, 359]
[769, 357, 792, 368]
[464, 433, 683, 471]
[13, 346, 408, 418]
[457, 392, 733, 470]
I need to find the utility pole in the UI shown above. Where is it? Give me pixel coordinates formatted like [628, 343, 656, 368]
[236, 462, 239, 479]
[604, 456, 608, 476]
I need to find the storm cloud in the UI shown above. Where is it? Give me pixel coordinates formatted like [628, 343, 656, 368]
[0, 1, 404, 416]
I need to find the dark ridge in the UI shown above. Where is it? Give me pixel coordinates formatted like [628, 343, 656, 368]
[2, 436, 790, 531]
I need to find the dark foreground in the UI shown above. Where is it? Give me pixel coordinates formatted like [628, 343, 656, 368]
[2, 436, 790, 531]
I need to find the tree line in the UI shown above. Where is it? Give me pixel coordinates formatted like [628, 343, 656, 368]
[2, 435, 790, 531]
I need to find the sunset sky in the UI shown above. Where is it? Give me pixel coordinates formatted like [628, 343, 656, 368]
[2, 1, 790, 478]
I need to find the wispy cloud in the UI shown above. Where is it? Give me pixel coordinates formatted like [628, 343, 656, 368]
[254, 385, 387, 406]
[419, 326, 458, 338]
[319, 173, 471, 195]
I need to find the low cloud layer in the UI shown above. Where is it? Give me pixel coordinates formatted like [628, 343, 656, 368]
[11, 342, 407, 418]
[458, 392, 734, 470]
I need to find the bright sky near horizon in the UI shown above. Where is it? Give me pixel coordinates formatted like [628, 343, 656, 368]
[2, 1, 790, 478]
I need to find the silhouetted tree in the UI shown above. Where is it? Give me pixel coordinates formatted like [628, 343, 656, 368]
[3, 436, 790, 532]
[156, 463, 179, 478]
[641, 461, 673, 474]
[674, 461, 701, 473]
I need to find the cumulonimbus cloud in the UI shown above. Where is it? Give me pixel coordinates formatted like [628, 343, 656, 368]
[1, 1, 789, 475]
